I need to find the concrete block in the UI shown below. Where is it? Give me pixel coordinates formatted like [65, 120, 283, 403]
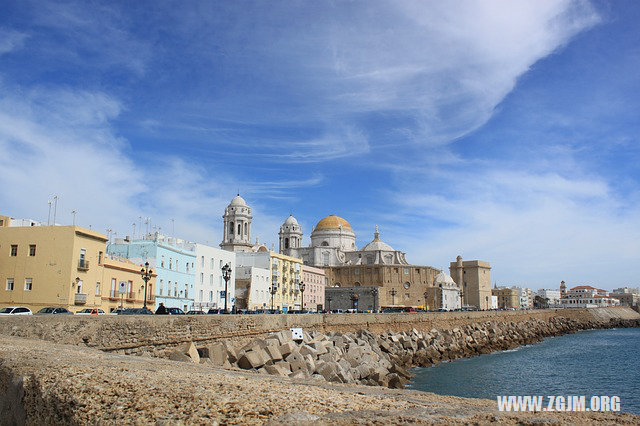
[237, 351, 266, 370]
[168, 351, 192, 363]
[207, 342, 229, 366]
[178, 341, 200, 364]
[279, 342, 297, 358]
[264, 345, 283, 362]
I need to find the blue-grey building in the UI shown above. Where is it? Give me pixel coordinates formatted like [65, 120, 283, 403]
[108, 233, 196, 311]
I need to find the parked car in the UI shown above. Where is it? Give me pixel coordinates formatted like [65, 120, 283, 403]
[0, 306, 33, 316]
[76, 308, 106, 315]
[186, 310, 206, 315]
[118, 307, 154, 315]
[207, 308, 227, 314]
[36, 307, 73, 315]
[166, 307, 185, 315]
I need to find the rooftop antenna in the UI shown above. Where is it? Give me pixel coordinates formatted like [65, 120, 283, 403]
[71, 210, 77, 226]
[47, 200, 52, 225]
[132, 223, 136, 239]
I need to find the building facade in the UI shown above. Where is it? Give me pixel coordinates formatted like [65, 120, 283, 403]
[234, 266, 270, 310]
[193, 243, 236, 312]
[537, 289, 562, 307]
[236, 251, 302, 312]
[423, 271, 461, 311]
[450, 256, 492, 310]
[492, 286, 520, 309]
[0, 221, 154, 313]
[561, 285, 620, 308]
[220, 195, 254, 252]
[301, 264, 326, 311]
[324, 286, 379, 312]
[108, 233, 196, 311]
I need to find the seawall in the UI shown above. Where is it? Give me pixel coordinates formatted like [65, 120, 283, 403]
[0, 307, 636, 355]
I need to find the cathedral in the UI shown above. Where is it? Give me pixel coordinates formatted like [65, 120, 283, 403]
[279, 214, 408, 267]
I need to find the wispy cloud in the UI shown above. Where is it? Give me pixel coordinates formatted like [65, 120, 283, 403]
[0, 28, 28, 55]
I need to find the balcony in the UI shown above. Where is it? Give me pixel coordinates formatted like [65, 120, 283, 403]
[77, 259, 90, 271]
[74, 293, 87, 305]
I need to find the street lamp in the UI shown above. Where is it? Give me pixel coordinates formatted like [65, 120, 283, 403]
[222, 263, 232, 313]
[423, 291, 429, 311]
[327, 296, 332, 312]
[299, 281, 305, 312]
[140, 261, 153, 310]
[372, 288, 378, 312]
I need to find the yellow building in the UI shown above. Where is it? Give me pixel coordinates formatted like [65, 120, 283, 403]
[270, 251, 303, 311]
[492, 286, 520, 309]
[99, 256, 156, 312]
[0, 221, 154, 313]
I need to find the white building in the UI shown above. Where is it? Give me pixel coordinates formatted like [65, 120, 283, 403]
[513, 287, 531, 310]
[430, 271, 461, 311]
[612, 287, 639, 295]
[561, 285, 620, 308]
[490, 295, 498, 310]
[537, 289, 562, 307]
[235, 265, 270, 310]
[193, 243, 236, 312]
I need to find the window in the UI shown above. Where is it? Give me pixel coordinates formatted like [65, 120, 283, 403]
[10, 245, 17, 256]
[403, 268, 409, 275]
[169, 258, 172, 269]
[95, 282, 101, 295]
[237, 223, 241, 235]
[201, 256, 205, 267]
[80, 248, 86, 261]
[210, 258, 214, 269]
[159, 279, 164, 296]
[111, 278, 117, 297]
[98, 251, 103, 264]
[199, 290, 203, 302]
[185, 284, 189, 298]
[220, 260, 223, 269]
[209, 291, 213, 302]
[200, 273, 204, 284]
[6, 278, 14, 291]
[161, 256, 165, 268]
[29, 245, 36, 256]
[210, 274, 213, 285]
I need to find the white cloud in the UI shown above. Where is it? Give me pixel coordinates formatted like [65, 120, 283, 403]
[380, 168, 640, 290]
[0, 28, 28, 55]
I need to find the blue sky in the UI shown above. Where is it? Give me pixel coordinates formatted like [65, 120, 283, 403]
[0, 1, 638, 290]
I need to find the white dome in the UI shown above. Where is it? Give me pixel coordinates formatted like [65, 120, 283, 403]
[229, 194, 248, 207]
[434, 271, 456, 286]
[361, 226, 394, 252]
[284, 215, 298, 226]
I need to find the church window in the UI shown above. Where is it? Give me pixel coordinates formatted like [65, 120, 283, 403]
[229, 222, 234, 235]
[403, 282, 410, 289]
[366, 256, 374, 265]
[354, 268, 360, 275]
[403, 268, 409, 275]
[244, 222, 248, 235]
[321, 241, 329, 247]
[237, 223, 241, 235]
[285, 238, 289, 249]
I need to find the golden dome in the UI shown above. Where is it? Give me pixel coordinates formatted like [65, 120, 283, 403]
[315, 215, 352, 231]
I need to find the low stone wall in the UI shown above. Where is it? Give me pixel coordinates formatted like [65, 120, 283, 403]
[0, 307, 637, 355]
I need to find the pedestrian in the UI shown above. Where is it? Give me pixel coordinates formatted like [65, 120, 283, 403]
[155, 302, 168, 315]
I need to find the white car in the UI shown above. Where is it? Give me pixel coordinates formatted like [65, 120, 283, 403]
[0, 306, 33, 316]
[76, 308, 106, 316]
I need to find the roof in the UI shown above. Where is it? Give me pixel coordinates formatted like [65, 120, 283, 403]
[229, 194, 248, 207]
[361, 226, 394, 251]
[283, 215, 298, 226]
[315, 215, 352, 231]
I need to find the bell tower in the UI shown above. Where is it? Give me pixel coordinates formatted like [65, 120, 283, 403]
[279, 215, 303, 255]
[220, 194, 253, 252]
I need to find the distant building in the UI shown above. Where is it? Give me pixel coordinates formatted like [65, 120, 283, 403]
[609, 288, 639, 308]
[612, 287, 639, 295]
[301, 264, 326, 312]
[423, 271, 461, 311]
[0, 219, 154, 313]
[537, 289, 561, 307]
[236, 251, 302, 312]
[450, 256, 492, 310]
[108, 233, 195, 312]
[193, 243, 236, 312]
[490, 295, 498, 310]
[492, 286, 519, 309]
[512, 287, 533, 309]
[560, 285, 620, 308]
[235, 265, 270, 310]
[220, 195, 254, 253]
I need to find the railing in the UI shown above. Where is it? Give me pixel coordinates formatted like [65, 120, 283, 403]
[74, 293, 87, 305]
[77, 259, 90, 271]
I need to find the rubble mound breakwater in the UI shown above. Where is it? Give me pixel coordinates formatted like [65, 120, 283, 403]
[165, 316, 640, 389]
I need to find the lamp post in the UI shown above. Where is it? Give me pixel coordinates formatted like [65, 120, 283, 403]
[140, 261, 153, 310]
[389, 288, 397, 306]
[423, 291, 429, 311]
[327, 296, 332, 312]
[299, 281, 305, 312]
[372, 288, 378, 313]
[222, 263, 232, 313]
